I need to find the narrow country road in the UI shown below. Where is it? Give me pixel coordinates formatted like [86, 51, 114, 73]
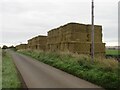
[9, 50, 103, 88]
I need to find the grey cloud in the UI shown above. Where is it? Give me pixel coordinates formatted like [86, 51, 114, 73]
[2, 31, 42, 45]
[0, 0, 119, 46]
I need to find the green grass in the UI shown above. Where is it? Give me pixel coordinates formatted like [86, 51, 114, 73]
[2, 50, 21, 88]
[106, 50, 120, 55]
[19, 50, 120, 90]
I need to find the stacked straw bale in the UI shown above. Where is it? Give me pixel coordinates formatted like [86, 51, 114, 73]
[17, 22, 105, 57]
[86, 25, 102, 42]
[47, 22, 105, 56]
[16, 44, 27, 50]
[28, 35, 47, 51]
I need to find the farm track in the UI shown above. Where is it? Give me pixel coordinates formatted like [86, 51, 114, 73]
[8, 50, 103, 89]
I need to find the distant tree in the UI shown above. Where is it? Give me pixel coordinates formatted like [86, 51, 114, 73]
[9, 45, 14, 48]
[9, 45, 17, 51]
[2, 45, 8, 49]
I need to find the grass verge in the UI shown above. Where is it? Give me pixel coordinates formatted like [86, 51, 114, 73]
[2, 50, 21, 88]
[19, 50, 120, 90]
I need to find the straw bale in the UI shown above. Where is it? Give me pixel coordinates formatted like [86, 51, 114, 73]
[16, 44, 28, 50]
[72, 42, 90, 54]
[70, 33, 88, 42]
[94, 43, 105, 53]
[72, 24, 87, 33]
[27, 35, 47, 50]
[87, 33, 102, 42]
[86, 25, 102, 34]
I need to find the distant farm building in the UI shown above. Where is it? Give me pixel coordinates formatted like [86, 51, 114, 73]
[106, 46, 120, 50]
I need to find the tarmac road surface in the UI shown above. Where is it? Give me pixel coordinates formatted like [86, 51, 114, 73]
[9, 50, 103, 89]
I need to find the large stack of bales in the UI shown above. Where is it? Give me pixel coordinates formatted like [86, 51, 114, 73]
[28, 38, 34, 49]
[16, 22, 105, 57]
[16, 44, 27, 50]
[47, 22, 105, 56]
[28, 35, 47, 51]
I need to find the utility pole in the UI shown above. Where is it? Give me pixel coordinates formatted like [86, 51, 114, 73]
[91, 0, 94, 61]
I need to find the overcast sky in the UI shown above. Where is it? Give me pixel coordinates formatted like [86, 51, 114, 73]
[0, 0, 119, 47]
